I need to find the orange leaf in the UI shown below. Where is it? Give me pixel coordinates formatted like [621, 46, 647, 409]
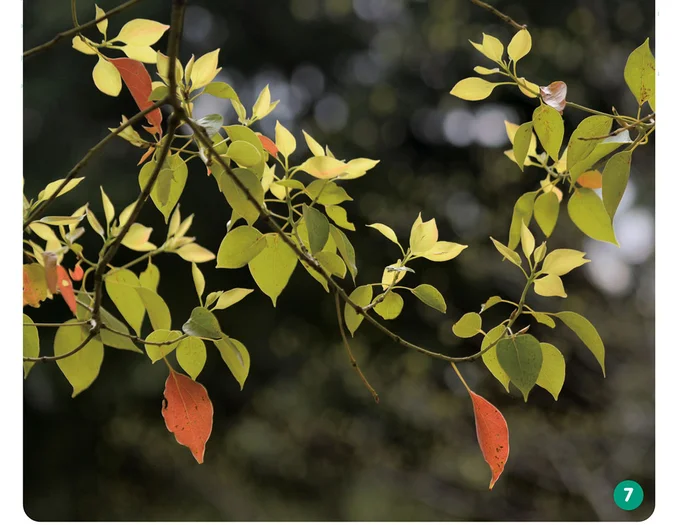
[469, 390, 509, 489]
[138, 146, 155, 165]
[43, 252, 58, 294]
[258, 134, 278, 157]
[161, 370, 214, 463]
[540, 81, 567, 113]
[23, 264, 48, 307]
[69, 262, 84, 282]
[577, 170, 603, 189]
[110, 58, 163, 136]
[56, 265, 77, 314]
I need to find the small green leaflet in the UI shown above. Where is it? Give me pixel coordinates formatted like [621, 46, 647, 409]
[344, 285, 373, 336]
[54, 320, 104, 397]
[182, 307, 222, 340]
[248, 234, 298, 306]
[303, 205, 330, 254]
[496, 334, 543, 401]
[177, 337, 207, 380]
[453, 312, 482, 338]
[411, 284, 447, 313]
[374, 291, 404, 320]
[602, 151, 632, 220]
[536, 343, 565, 400]
[145, 329, 182, 362]
[567, 189, 618, 245]
[214, 335, 250, 389]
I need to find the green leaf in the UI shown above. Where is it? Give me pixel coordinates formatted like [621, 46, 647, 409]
[275, 121, 296, 158]
[555, 311, 605, 376]
[512, 122, 534, 171]
[367, 223, 401, 250]
[602, 151, 632, 220]
[182, 306, 222, 340]
[214, 335, 250, 389]
[139, 154, 188, 222]
[248, 234, 298, 306]
[496, 334, 543, 401]
[212, 288, 253, 310]
[536, 343, 565, 400]
[528, 311, 556, 328]
[520, 221, 535, 261]
[532, 105, 564, 161]
[191, 262, 205, 302]
[374, 291, 404, 320]
[481, 324, 510, 392]
[144, 329, 182, 363]
[567, 189, 618, 245]
[136, 286, 172, 331]
[450, 78, 502, 101]
[624, 38, 655, 106]
[508, 29, 531, 62]
[227, 140, 262, 168]
[569, 131, 632, 180]
[216, 167, 264, 226]
[409, 216, 438, 255]
[306, 180, 352, 205]
[490, 237, 522, 268]
[75, 291, 141, 352]
[139, 261, 160, 292]
[330, 225, 358, 281]
[105, 269, 146, 336]
[176, 337, 207, 380]
[541, 249, 590, 276]
[204, 81, 239, 101]
[23, 314, 39, 379]
[533, 191, 559, 237]
[533, 242, 547, 264]
[54, 320, 104, 397]
[148, 85, 168, 101]
[303, 205, 330, 254]
[316, 251, 347, 278]
[508, 192, 536, 250]
[566, 116, 612, 175]
[325, 205, 355, 231]
[481, 296, 503, 312]
[533, 274, 567, 298]
[344, 285, 373, 336]
[411, 284, 447, 313]
[195, 113, 224, 137]
[216, 225, 267, 269]
[453, 312, 482, 338]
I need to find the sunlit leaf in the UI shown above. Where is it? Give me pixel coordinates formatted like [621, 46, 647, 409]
[344, 285, 373, 336]
[136, 286, 171, 331]
[536, 343, 565, 400]
[189, 49, 220, 90]
[176, 337, 207, 380]
[411, 284, 446, 313]
[213, 288, 254, 310]
[555, 311, 605, 375]
[374, 291, 404, 320]
[216, 226, 267, 269]
[508, 29, 531, 62]
[105, 269, 146, 335]
[54, 320, 104, 397]
[304, 205, 330, 254]
[23, 314, 39, 379]
[533, 274, 567, 298]
[214, 336, 250, 389]
[248, 234, 298, 306]
[275, 121, 296, 157]
[421, 241, 467, 262]
[144, 329, 182, 362]
[624, 38, 655, 106]
[453, 312, 482, 338]
[541, 249, 590, 276]
[567, 189, 618, 245]
[532, 104, 563, 161]
[567, 116, 612, 175]
[508, 192, 536, 250]
[113, 19, 169, 46]
[481, 324, 510, 392]
[450, 78, 502, 101]
[93, 56, 122, 97]
[602, 151, 632, 220]
[176, 243, 216, 263]
[533, 191, 559, 237]
[325, 205, 355, 231]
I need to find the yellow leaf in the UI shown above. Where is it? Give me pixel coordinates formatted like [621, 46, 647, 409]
[302, 130, 324, 156]
[381, 259, 407, 290]
[469, 33, 504, 62]
[176, 243, 216, 263]
[121, 223, 156, 251]
[122, 45, 157, 63]
[94, 4, 108, 36]
[190, 49, 220, 90]
[517, 77, 540, 98]
[450, 78, 500, 101]
[409, 217, 438, 255]
[275, 121, 296, 158]
[421, 241, 467, 262]
[520, 221, 535, 261]
[298, 156, 346, 179]
[156, 51, 183, 86]
[113, 19, 169, 46]
[340, 158, 380, 180]
[72, 35, 96, 55]
[252, 84, 272, 121]
[533, 274, 567, 298]
[508, 29, 531, 62]
[92, 56, 122, 97]
[541, 249, 590, 276]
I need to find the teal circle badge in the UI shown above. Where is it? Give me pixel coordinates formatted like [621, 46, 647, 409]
[613, 480, 644, 510]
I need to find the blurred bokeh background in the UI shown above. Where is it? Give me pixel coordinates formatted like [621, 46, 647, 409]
[23, 0, 655, 520]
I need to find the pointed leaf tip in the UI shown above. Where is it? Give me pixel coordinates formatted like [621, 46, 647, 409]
[468, 390, 509, 489]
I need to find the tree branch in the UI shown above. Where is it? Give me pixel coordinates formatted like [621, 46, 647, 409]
[468, 0, 526, 30]
[334, 291, 379, 403]
[24, 0, 142, 59]
[101, 325, 188, 346]
[23, 99, 167, 228]
[24, 331, 97, 362]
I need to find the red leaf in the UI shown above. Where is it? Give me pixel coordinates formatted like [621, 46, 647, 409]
[469, 390, 509, 489]
[69, 262, 84, 282]
[43, 252, 58, 294]
[110, 58, 163, 136]
[161, 370, 214, 463]
[56, 265, 77, 314]
[258, 134, 278, 157]
[539, 81, 567, 114]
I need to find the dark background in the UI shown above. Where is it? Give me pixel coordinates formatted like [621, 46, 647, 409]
[23, 0, 655, 521]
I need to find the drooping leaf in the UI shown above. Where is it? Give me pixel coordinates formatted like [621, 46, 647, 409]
[468, 389, 509, 490]
[136, 286, 171, 331]
[555, 311, 605, 375]
[512, 122, 534, 170]
[176, 337, 207, 380]
[105, 269, 146, 335]
[139, 261, 160, 292]
[138, 155, 188, 222]
[175, 243, 215, 263]
[519, 221, 535, 261]
[23, 314, 39, 378]
[367, 223, 401, 249]
[92, 56, 122, 97]
[533, 190, 559, 237]
[330, 225, 358, 281]
[508, 192, 536, 250]
[248, 234, 298, 306]
[214, 336, 250, 389]
[567, 116, 612, 176]
[450, 78, 502, 101]
[569, 132, 632, 180]
[182, 307, 222, 340]
[533, 274, 567, 298]
[411, 284, 447, 313]
[567, 189, 618, 245]
[602, 151, 632, 220]
[481, 324, 510, 391]
[204, 81, 239, 101]
[216, 226, 267, 269]
[344, 285, 373, 336]
[110, 57, 163, 134]
[43, 252, 59, 294]
[258, 134, 278, 157]
[304, 206, 330, 254]
[527, 310, 556, 328]
[532, 105, 563, 161]
[496, 334, 543, 401]
[374, 291, 404, 320]
[212, 288, 254, 310]
[144, 329, 182, 362]
[536, 343, 566, 400]
[161, 369, 214, 464]
[54, 320, 104, 397]
[316, 251, 347, 278]
[216, 166, 264, 226]
[453, 312, 482, 338]
[624, 38, 655, 107]
[325, 205, 355, 231]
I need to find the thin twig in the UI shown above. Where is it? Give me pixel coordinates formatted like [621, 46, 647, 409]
[334, 291, 379, 403]
[24, 0, 142, 59]
[24, 331, 96, 362]
[23, 99, 167, 228]
[23, 320, 90, 328]
[468, 0, 526, 30]
[101, 325, 188, 346]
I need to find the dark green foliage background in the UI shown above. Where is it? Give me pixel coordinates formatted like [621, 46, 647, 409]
[23, 0, 654, 520]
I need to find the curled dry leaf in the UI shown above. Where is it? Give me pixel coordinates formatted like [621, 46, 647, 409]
[540, 81, 568, 113]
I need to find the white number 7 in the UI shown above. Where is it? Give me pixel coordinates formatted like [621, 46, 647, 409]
[624, 487, 634, 502]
